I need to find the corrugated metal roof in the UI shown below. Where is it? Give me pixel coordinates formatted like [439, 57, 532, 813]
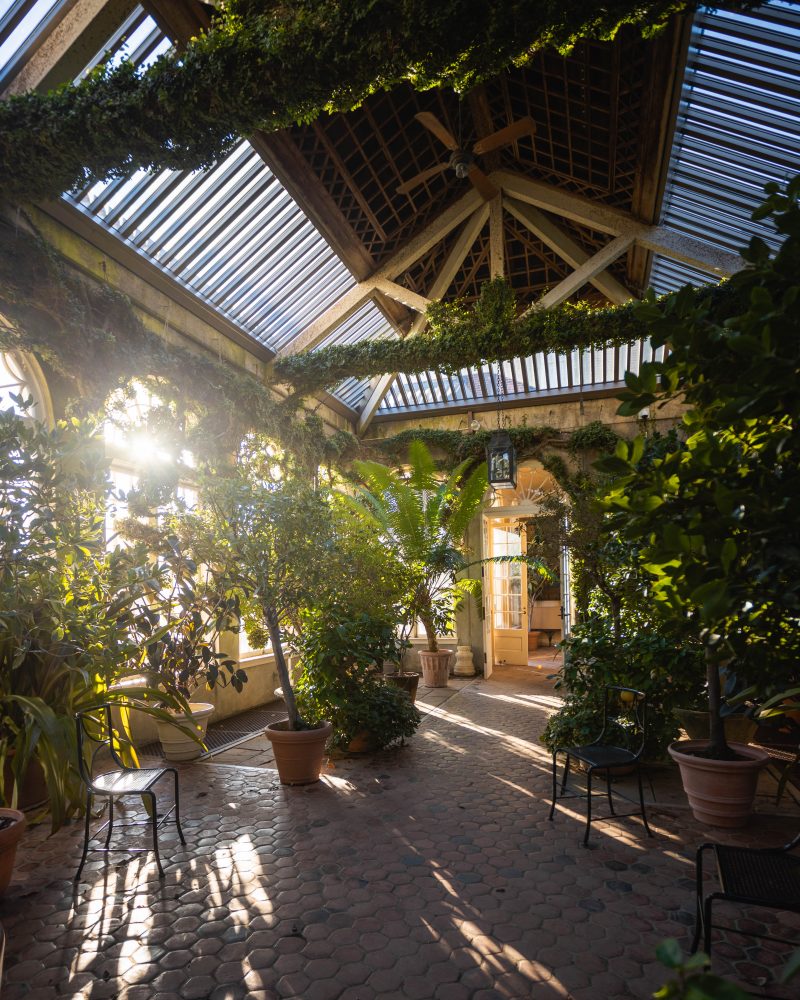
[64, 9, 357, 361]
[649, 0, 800, 294]
[0, 0, 68, 85]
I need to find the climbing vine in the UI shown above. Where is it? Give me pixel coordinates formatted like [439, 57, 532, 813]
[0, 1, 732, 204]
[274, 277, 746, 397]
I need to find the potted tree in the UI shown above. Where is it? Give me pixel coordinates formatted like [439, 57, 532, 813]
[343, 441, 488, 689]
[293, 610, 420, 752]
[177, 463, 337, 784]
[598, 179, 800, 827]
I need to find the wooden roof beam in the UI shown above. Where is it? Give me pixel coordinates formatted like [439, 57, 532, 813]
[280, 187, 483, 358]
[505, 197, 633, 305]
[527, 235, 635, 314]
[495, 170, 745, 277]
[356, 202, 490, 434]
[2, 0, 136, 98]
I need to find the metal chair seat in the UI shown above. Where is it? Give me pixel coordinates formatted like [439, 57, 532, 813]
[92, 768, 167, 795]
[566, 745, 637, 769]
[75, 704, 185, 880]
[692, 831, 800, 958]
[548, 685, 653, 847]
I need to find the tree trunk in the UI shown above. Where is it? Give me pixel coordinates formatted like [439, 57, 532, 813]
[419, 611, 438, 652]
[265, 606, 304, 730]
[705, 644, 731, 759]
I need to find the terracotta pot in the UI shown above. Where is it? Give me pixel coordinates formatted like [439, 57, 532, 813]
[386, 672, 420, 703]
[668, 739, 770, 828]
[156, 703, 215, 762]
[346, 730, 377, 754]
[0, 808, 26, 895]
[2, 757, 47, 811]
[419, 649, 452, 688]
[265, 720, 332, 785]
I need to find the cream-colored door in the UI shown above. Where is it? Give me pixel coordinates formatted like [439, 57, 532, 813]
[488, 520, 528, 666]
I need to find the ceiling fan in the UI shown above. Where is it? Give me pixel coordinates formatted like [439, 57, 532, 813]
[397, 112, 536, 200]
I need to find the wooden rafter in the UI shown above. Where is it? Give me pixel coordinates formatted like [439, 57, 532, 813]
[505, 197, 633, 305]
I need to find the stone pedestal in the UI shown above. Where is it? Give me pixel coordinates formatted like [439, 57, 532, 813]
[453, 644, 476, 677]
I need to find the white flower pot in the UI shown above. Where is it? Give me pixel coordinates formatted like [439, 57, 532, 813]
[156, 703, 215, 761]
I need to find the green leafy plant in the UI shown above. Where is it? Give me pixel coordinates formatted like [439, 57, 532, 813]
[542, 616, 706, 758]
[597, 176, 800, 758]
[342, 441, 487, 652]
[294, 611, 420, 751]
[175, 461, 335, 730]
[0, 2, 709, 204]
[0, 408, 193, 829]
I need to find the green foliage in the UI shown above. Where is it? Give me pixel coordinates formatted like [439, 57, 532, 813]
[0, 2, 706, 204]
[653, 939, 750, 1000]
[276, 280, 744, 397]
[0, 408, 196, 829]
[342, 441, 488, 651]
[373, 424, 558, 470]
[541, 616, 706, 759]
[597, 176, 800, 754]
[567, 420, 620, 455]
[175, 463, 335, 729]
[294, 610, 419, 751]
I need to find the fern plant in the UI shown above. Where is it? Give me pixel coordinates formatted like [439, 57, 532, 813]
[342, 441, 487, 653]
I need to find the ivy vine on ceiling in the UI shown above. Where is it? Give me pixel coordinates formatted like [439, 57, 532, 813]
[0, 1, 747, 204]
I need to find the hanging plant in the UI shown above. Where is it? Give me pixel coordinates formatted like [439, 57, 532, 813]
[0, 1, 710, 205]
[274, 277, 746, 397]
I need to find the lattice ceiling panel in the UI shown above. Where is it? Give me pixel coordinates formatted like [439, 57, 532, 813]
[485, 28, 650, 210]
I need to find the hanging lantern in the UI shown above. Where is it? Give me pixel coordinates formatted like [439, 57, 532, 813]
[486, 430, 517, 490]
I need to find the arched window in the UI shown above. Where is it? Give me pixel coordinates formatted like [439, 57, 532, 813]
[0, 350, 53, 424]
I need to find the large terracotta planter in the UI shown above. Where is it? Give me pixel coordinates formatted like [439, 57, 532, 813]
[156, 702, 215, 761]
[265, 720, 332, 785]
[386, 672, 420, 703]
[419, 649, 452, 688]
[668, 739, 770, 828]
[0, 808, 26, 895]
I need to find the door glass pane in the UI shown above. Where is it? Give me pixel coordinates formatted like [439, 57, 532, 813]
[491, 525, 522, 629]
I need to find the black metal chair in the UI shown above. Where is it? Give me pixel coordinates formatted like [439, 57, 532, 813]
[548, 685, 653, 847]
[75, 704, 185, 880]
[692, 831, 800, 957]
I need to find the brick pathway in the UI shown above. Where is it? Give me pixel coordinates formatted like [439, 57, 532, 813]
[1, 664, 798, 999]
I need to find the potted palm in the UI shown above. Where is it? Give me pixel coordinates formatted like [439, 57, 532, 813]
[177, 465, 336, 783]
[343, 441, 488, 688]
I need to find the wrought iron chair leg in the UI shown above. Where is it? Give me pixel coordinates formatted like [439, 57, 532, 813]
[171, 768, 186, 844]
[548, 751, 558, 820]
[606, 770, 615, 816]
[148, 791, 165, 878]
[703, 894, 715, 955]
[636, 766, 653, 837]
[560, 753, 571, 794]
[691, 846, 706, 954]
[75, 790, 93, 880]
[583, 768, 593, 847]
[104, 797, 114, 849]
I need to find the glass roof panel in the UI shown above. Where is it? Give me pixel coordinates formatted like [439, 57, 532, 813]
[649, 0, 800, 294]
[63, 8, 356, 362]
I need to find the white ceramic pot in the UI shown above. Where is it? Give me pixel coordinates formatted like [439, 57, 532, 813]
[453, 645, 475, 677]
[109, 676, 160, 747]
[156, 703, 215, 761]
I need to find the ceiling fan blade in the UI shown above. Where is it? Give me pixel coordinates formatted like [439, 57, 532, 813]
[396, 161, 450, 195]
[472, 117, 537, 156]
[467, 166, 499, 201]
[415, 111, 460, 151]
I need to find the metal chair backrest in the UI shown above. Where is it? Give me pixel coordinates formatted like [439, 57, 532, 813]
[596, 685, 647, 759]
[75, 704, 127, 788]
